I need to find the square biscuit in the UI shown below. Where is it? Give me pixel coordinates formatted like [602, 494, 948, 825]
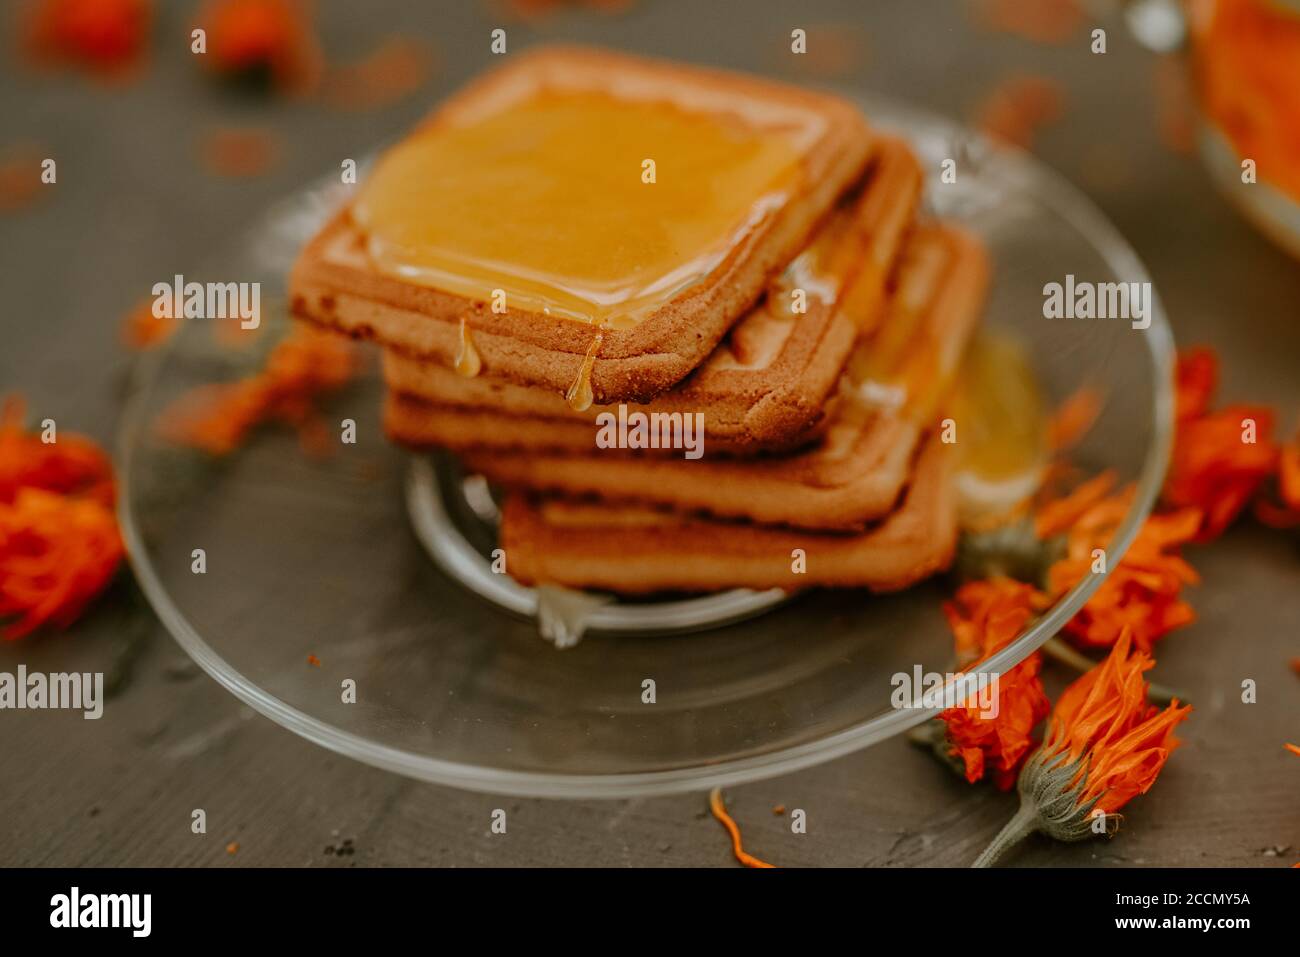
[498, 432, 957, 594]
[290, 45, 877, 404]
[394, 224, 990, 532]
[382, 137, 923, 450]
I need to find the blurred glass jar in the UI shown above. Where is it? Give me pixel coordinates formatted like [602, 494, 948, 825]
[1188, 0, 1300, 257]
[1128, 0, 1300, 257]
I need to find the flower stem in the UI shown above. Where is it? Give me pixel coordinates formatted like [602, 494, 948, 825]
[971, 799, 1040, 868]
[1041, 635, 1097, 672]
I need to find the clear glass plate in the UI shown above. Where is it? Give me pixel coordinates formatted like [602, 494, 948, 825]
[116, 93, 1175, 798]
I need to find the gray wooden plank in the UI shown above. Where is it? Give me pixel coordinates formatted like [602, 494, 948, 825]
[1, 0, 1297, 868]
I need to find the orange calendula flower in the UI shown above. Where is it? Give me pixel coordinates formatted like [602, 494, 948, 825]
[157, 325, 355, 456]
[1041, 478, 1200, 652]
[1, 488, 123, 640]
[1166, 404, 1277, 540]
[24, 0, 152, 75]
[0, 396, 115, 506]
[940, 661, 1051, 791]
[1254, 426, 1300, 529]
[939, 578, 1052, 789]
[0, 397, 123, 639]
[1164, 347, 1279, 542]
[1193, 0, 1300, 201]
[973, 630, 1191, 866]
[1037, 630, 1191, 814]
[196, 0, 321, 94]
[944, 576, 1049, 666]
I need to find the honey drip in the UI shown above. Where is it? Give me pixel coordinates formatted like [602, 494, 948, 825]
[565, 330, 605, 412]
[454, 317, 482, 378]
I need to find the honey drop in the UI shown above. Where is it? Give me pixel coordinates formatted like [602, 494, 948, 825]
[454, 317, 482, 378]
[565, 330, 604, 412]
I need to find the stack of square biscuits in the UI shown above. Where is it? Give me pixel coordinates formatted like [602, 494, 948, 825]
[290, 46, 991, 596]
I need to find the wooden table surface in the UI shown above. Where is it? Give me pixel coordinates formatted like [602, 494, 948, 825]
[1, 0, 1297, 867]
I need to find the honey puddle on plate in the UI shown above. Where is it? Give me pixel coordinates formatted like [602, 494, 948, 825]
[947, 332, 1049, 528]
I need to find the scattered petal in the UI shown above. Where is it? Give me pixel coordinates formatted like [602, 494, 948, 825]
[975, 0, 1081, 45]
[22, 0, 152, 78]
[157, 324, 355, 456]
[120, 297, 177, 350]
[196, 0, 321, 94]
[0, 144, 50, 214]
[322, 37, 434, 111]
[1165, 349, 1278, 542]
[1047, 385, 1103, 453]
[199, 126, 281, 178]
[974, 74, 1065, 150]
[1046, 486, 1201, 653]
[708, 788, 774, 869]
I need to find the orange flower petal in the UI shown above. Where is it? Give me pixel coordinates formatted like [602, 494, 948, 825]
[120, 297, 178, 350]
[1174, 346, 1218, 421]
[1047, 386, 1103, 452]
[941, 656, 1051, 790]
[0, 395, 116, 506]
[1, 488, 123, 639]
[1165, 348, 1280, 541]
[157, 325, 355, 456]
[940, 577, 1052, 788]
[198, 0, 320, 93]
[25, 0, 152, 75]
[943, 576, 1048, 662]
[1041, 474, 1200, 652]
[1035, 470, 1118, 539]
[1040, 630, 1191, 812]
[977, 0, 1082, 45]
[1280, 439, 1300, 509]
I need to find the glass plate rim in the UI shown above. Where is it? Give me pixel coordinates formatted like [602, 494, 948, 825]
[114, 92, 1176, 799]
